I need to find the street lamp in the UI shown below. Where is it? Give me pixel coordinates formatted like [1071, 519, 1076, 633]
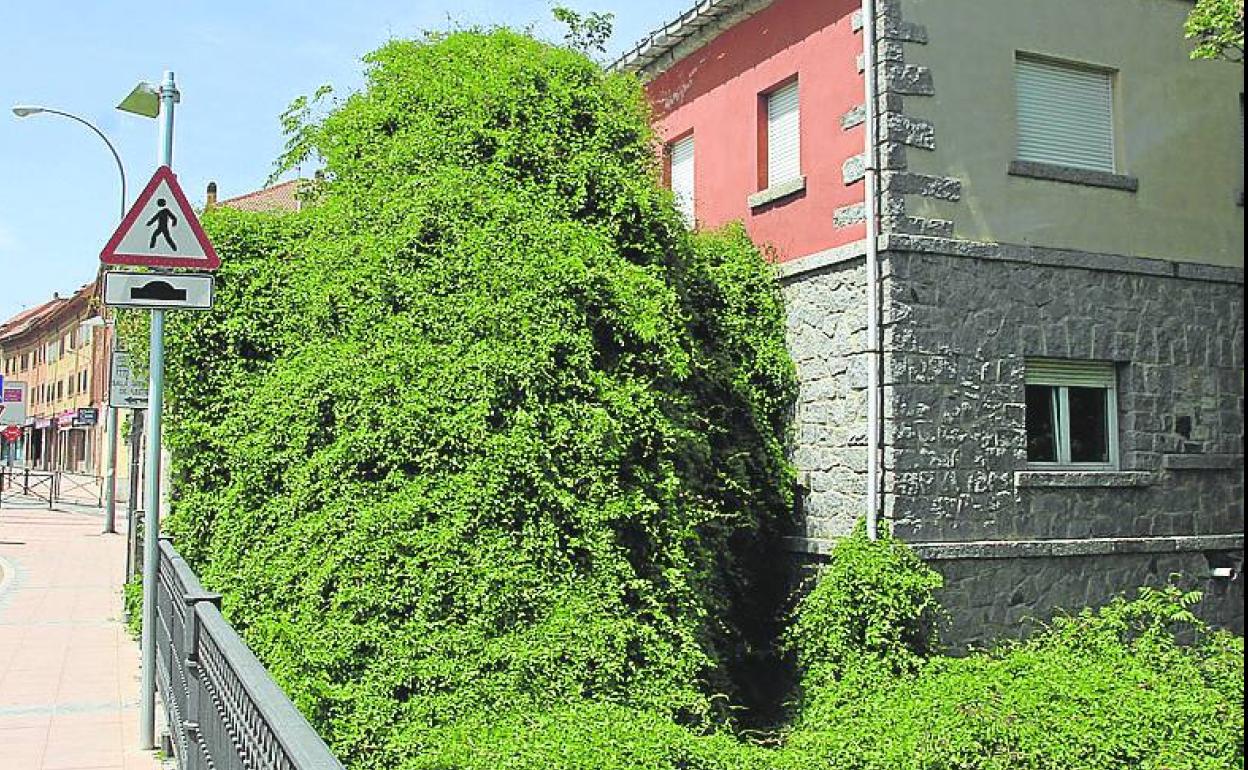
[11, 105, 128, 220]
[11, 103, 131, 537]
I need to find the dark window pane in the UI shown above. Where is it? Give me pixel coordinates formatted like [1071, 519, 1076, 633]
[1068, 386, 1109, 463]
[1026, 385, 1057, 462]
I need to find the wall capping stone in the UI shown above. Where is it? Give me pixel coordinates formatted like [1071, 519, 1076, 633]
[879, 233, 1245, 285]
[1015, 470, 1154, 488]
[909, 534, 1246, 561]
[748, 176, 806, 209]
[786, 533, 1245, 560]
[1161, 453, 1244, 471]
[777, 239, 867, 282]
[1008, 160, 1140, 192]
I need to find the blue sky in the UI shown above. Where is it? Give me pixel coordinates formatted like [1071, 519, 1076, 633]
[0, 0, 675, 322]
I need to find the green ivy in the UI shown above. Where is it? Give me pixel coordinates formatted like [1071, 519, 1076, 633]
[786, 521, 945, 688]
[128, 29, 797, 766]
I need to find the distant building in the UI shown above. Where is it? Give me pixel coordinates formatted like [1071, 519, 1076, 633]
[1, 284, 112, 473]
[619, 0, 1244, 644]
[206, 178, 308, 213]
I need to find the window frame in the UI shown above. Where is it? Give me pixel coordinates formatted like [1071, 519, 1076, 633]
[1024, 360, 1120, 471]
[1014, 53, 1119, 175]
[667, 131, 696, 227]
[758, 76, 801, 191]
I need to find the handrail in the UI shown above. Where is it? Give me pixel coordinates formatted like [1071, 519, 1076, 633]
[153, 537, 345, 769]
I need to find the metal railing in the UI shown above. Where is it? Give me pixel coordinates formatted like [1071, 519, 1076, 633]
[53, 470, 104, 507]
[0, 467, 54, 509]
[154, 536, 346, 769]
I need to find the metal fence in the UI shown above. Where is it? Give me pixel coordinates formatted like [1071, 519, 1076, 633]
[154, 536, 346, 769]
[53, 470, 105, 507]
[0, 467, 54, 509]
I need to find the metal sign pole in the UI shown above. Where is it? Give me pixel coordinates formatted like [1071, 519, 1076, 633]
[102, 404, 118, 533]
[139, 69, 178, 751]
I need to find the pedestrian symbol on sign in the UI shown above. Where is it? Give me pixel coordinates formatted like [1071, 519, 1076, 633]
[146, 199, 178, 250]
[99, 165, 220, 270]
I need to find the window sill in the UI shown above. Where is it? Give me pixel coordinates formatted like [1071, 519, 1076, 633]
[1015, 470, 1153, 489]
[1008, 160, 1138, 192]
[1161, 453, 1243, 471]
[748, 176, 806, 209]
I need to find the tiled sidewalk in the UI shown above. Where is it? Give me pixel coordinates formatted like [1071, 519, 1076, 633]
[0, 503, 162, 770]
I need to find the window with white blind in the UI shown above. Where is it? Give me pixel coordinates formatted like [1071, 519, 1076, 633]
[1025, 359, 1119, 468]
[765, 80, 801, 188]
[669, 134, 695, 226]
[1015, 56, 1116, 173]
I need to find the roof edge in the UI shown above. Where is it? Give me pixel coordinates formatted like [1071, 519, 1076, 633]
[611, 0, 777, 78]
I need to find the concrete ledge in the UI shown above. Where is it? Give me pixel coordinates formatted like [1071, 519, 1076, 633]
[1008, 160, 1139, 192]
[878, 233, 1245, 286]
[748, 176, 806, 209]
[1161, 453, 1244, 471]
[1015, 470, 1154, 488]
[910, 534, 1245, 561]
[783, 535, 835, 556]
[776, 240, 866, 281]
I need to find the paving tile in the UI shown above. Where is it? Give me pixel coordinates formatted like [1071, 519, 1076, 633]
[0, 505, 162, 770]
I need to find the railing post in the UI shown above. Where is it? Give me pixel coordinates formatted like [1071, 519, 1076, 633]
[181, 588, 223, 770]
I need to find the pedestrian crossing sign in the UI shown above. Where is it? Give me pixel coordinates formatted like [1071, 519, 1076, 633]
[100, 165, 219, 270]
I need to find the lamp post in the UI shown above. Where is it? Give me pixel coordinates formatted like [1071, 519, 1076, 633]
[11, 105, 127, 535]
[11, 106, 127, 221]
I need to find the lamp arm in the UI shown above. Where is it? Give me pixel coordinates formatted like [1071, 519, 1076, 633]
[37, 108, 127, 220]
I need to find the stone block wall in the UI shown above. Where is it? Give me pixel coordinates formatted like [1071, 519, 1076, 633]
[882, 245, 1244, 543]
[929, 550, 1245, 649]
[881, 241, 1244, 640]
[782, 258, 868, 541]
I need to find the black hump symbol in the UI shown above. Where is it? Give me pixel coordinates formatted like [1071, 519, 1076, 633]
[131, 280, 187, 302]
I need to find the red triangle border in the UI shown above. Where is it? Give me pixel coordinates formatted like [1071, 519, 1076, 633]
[100, 165, 220, 270]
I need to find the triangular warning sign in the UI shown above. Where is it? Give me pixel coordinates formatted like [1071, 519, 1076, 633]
[100, 165, 220, 270]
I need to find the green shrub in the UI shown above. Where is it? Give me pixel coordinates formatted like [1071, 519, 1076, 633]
[785, 584, 1245, 770]
[134, 29, 797, 767]
[786, 521, 944, 686]
[409, 703, 779, 770]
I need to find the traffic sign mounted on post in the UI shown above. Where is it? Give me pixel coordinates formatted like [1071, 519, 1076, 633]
[100, 165, 219, 270]
[109, 352, 150, 409]
[1, 378, 28, 426]
[104, 271, 214, 310]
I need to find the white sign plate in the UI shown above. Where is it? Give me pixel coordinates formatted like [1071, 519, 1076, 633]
[1, 379, 28, 426]
[109, 352, 150, 409]
[104, 271, 214, 310]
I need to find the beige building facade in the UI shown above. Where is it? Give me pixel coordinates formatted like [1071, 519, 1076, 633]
[0, 284, 116, 475]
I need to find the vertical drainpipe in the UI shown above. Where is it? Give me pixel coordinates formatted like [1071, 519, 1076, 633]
[863, 0, 882, 540]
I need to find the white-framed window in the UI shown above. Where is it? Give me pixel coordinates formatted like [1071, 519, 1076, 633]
[765, 80, 801, 188]
[1025, 359, 1118, 468]
[1015, 55, 1116, 173]
[669, 133, 696, 227]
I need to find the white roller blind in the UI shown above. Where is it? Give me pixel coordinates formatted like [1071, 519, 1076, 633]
[767, 81, 801, 188]
[670, 134, 695, 226]
[1024, 359, 1116, 388]
[1016, 57, 1115, 173]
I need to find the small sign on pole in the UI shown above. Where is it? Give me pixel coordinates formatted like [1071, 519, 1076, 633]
[1, 379, 28, 426]
[109, 352, 150, 409]
[103, 271, 214, 310]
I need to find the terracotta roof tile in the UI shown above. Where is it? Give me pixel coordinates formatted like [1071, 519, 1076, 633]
[216, 179, 307, 213]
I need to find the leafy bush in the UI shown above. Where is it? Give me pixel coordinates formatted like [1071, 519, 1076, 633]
[786, 521, 944, 686]
[786, 584, 1245, 770]
[137, 29, 797, 767]
[409, 702, 778, 770]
